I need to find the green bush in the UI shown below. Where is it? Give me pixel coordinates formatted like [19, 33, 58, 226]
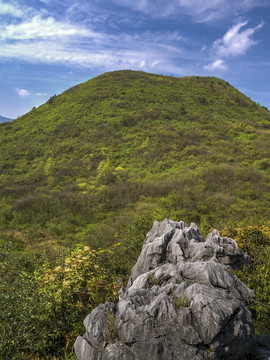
[221, 223, 270, 334]
[0, 243, 119, 359]
[0, 243, 45, 359]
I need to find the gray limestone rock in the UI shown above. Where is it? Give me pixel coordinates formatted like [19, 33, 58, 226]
[74, 219, 266, 360]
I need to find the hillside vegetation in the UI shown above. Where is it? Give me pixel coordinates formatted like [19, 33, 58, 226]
[0, 70, 269, 358]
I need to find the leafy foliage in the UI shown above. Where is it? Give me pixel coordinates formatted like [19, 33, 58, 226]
[0, 242, 119, 359]
[221, 223, 270, 334]
[0, 243, 44, 359]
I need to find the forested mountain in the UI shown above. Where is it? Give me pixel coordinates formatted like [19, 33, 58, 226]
[0, 70, 269, 359]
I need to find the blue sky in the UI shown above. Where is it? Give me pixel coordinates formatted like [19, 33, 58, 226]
[0, 0, 270, 119]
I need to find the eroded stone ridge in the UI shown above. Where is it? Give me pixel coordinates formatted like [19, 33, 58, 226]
[74, 219, 269, 360]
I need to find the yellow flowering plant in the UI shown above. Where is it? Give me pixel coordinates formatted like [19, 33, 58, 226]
[221, 222, 270, 334]
[35, 245, 119, 354]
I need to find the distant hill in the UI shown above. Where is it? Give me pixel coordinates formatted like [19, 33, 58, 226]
[0, 115, 12, 123]
[0, 70, 269, 251]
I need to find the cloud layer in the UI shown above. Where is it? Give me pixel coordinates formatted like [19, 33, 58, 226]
[109, 0, 268, 22]
[0, 0, 267, 75]
[1, 15, 94, 40]
[0, 1, 189, 74]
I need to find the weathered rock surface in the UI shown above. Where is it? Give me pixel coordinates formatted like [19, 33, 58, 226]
[74, 219, 269, 360]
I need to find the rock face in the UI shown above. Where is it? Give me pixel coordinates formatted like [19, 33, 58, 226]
[74, 219, 264, 360]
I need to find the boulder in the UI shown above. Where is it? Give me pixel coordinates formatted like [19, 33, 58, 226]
[74, 219, 267, 360]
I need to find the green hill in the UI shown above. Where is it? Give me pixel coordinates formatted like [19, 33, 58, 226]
[0, 70, 270, 251]
[0, 70, 270, 359]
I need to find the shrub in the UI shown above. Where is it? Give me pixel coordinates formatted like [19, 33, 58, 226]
[0, 244, 119, 359]
[221, 223, 270, 334]
[0, 245, 45, 359]
[33, 245, 119, 356]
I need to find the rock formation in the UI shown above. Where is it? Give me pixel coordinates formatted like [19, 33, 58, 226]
[74, 219, 270, 359]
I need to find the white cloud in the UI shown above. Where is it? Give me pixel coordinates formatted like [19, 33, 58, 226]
[177, 0, 268, 22]
[35, 92, 48, 96]
[0, 1, 23, 17]
[15, 88, 31, 97]
[139, 60, 146, 68]
[39, 0, 52, 4]
[150, 60, 160, 68]
[204, 59, 228, 71]
[1, 37, 180, 73]
[201, 45, 207, 52]
[177, 0, 231, 22]
[213, 21, 264, 57]
[0, 15, 98, 41]
[203, 20, 264, 72]
[109, 0, 269, 22]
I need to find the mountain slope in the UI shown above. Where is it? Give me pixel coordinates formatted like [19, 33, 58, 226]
[0, 70, 269, 251]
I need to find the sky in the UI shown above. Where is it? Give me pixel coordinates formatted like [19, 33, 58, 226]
[0, 0, 270, 119]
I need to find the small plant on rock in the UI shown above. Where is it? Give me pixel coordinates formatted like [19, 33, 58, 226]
[104, 312, 118, 342]
[174, 293, 187, 308]
[148, 273, 159, 286]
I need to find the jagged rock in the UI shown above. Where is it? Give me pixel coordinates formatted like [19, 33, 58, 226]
[74, 219, 267, 360]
